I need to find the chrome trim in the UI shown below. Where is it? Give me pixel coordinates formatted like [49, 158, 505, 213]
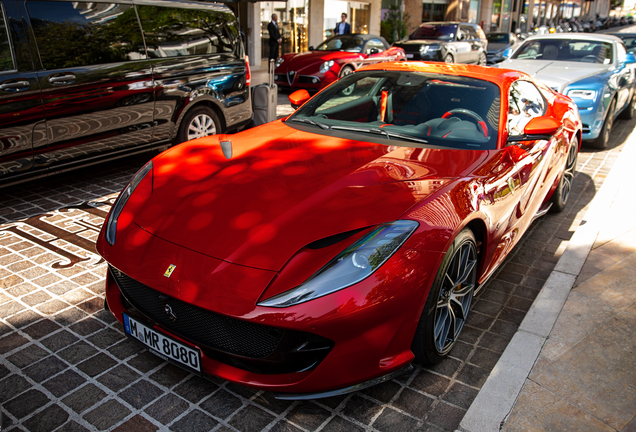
[272, 364, 413, 400]
[532, 202, 553, 221]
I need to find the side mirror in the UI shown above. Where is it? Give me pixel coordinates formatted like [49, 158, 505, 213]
[309, 46, 314, 51]
[369, 48, 380, 54]
[624, 53, 636, 64]
[508, 116, 560, 143]
[289, 89, 310, 109]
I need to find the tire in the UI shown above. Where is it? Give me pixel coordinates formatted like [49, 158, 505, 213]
[619, 92, 636, 120]
[339, 65, 354, 77]
[412, 228, 478, 365]
[550, 136, 578, 213]
[444, 54, 454, 64]
[590, 98, 616, 149]
[478, 51, 487, 66]
[177, 106, 221, 144]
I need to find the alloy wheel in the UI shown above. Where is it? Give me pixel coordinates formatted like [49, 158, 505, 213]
[187, 114, 217, 140]
[433, 240, 477, 354]
[560, 141, 578, 205]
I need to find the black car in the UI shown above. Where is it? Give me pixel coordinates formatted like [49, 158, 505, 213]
[393, 22, 488, 65]
[0, 0, 252, 187]
[486, 32, 519, 64]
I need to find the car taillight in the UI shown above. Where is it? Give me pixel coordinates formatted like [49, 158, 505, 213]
[245, 55, 251, 87]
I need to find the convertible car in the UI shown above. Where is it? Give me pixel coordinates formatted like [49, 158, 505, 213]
[499, 34, 636, 149]
[273, 34, 405, 92]
[97, 62, 581, 398]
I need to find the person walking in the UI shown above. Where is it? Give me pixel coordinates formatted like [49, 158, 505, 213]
[268, 14, 282, 71]
[334, 13, 351, 35]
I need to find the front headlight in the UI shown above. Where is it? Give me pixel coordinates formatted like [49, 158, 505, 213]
[257, 220, 419, 307]
[420, 45, 440, 53]
[319, 60, 335, 73]
[567, 89, 597, 100]
[105, 161, 153, 246]
[276, 58, 284, 68]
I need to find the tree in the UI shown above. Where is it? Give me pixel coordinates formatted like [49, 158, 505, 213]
[381, 4, 410, 44]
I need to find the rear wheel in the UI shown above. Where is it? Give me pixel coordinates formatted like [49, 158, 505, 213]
[619, 93, 636, 120]
[444, 54, 454, 64]
[177, 106, 221, 144]
[550, 136, 578, 212]
[412, 228, 478, 365]
[590, 98, 616, 149]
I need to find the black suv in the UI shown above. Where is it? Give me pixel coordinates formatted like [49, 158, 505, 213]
[0, 0, 252, 186]
[393, 22, 488, 65]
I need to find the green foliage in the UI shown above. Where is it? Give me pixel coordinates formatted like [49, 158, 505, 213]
[381, 4, 410, 44]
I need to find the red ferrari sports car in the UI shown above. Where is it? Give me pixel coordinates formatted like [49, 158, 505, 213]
[97, 62, 581, 399]
[274, 33, 405, 92]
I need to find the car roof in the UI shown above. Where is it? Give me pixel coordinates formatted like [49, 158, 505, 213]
[358, 61, 528, 87]
[523, 33, 622, 43]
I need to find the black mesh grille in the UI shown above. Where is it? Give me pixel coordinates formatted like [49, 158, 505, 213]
[110, 266, 283, 358]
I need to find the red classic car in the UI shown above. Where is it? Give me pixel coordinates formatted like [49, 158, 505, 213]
[97, 62, 581, 399]
[274, 34, 406, 91]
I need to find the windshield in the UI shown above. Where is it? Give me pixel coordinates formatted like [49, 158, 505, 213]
[287, 70, 500, 150]
[512, 39, 614, 64]
[410, 24, 457, 41]
[487, 33, 510, 44]
[315, 35, 366, 52]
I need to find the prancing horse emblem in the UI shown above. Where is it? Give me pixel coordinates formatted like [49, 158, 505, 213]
[164, 264, 176, 278]
[165, 304, 177, 322]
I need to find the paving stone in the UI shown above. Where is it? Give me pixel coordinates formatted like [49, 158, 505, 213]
[286, 401, 332, 430]
[0, 364, 9, 380]
[119, 379, 164, 409]
[425, 356, 463, 377]
[52, 420, 91, 432]
[22, 290, 52, 306]
[173, 376, 219, 404]
[58, 341, 98, 364]
[87, 327, 123, 349]
[252, 391, 294, 415]
[7, 343, 49, 368]
[0, 374, 30, 403]
[77, 297, 104, 314]
[21, 318, 62, 339]
[22, 404, 69, 432]
[442, 382, 479, 409]
[410, 371, 451, 397]
[360, 380, 402, 403]
[62, 383, 107, 414]
[229, 405, 275, 432]
[268, 420, 304, 432]
[392, 388, 435, 418]
[149, 363, 191, 389]
[372, 407, 419, 432]
[24, 355, 67, 381]
[469, 347, 501, 370]
[341, 395, 383, 425]
[97, 364, 141, 392]
[4, 389, 50, 419]
[68, 317, 103, 336]
[82, 399, 131, 430]
[76, 352, 117, 377]
[144, 393, 189, 424]
[478, 331, 512, 353]
[40, 330, 79, 352]
[225, 381, 260, 399]
[43, 369, 88, 398]
[111, 415, 158, 432]
[456, 363, 490, 388]
[127, 350, 166, 373]
[6, 309, 43, 329]
[426, 401, 465, 431]
[0, 332, 29, 355]
[200, 389, 243, 419]
[171, 409, 218, 432]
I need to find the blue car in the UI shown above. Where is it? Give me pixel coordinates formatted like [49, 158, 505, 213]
[499, 34, 636, 149]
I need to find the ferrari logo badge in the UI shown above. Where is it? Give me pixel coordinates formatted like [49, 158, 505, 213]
[164, 264, 176, 278]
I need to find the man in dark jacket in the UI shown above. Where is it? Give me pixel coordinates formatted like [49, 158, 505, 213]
[334, 13, 351, 35]
[268, 14, 282, 71]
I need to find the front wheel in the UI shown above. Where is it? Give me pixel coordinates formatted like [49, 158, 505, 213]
[177, 106, 221, 144]
[478, 51, 487, 66]
[550, 136, 578, 212]
[590, 98, 615, 149]
[444, 54, 454, 64]
[619, 92, 636, 120]
[412, 228, 478, 365]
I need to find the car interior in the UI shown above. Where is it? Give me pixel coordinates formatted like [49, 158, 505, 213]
[515, 40, 613, 63]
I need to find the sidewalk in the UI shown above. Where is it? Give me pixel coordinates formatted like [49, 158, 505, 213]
[460, 121, 636, 431]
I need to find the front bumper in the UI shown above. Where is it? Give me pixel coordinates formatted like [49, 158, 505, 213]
[99, 223, 441, 395]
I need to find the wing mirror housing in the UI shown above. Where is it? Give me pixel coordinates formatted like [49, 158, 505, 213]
[507, 116, 560, 143]
[309, 46, 314, 51]
[369, 48, 380, 54]
[624, 53, 636, 64]
[289, 89, 311, 109]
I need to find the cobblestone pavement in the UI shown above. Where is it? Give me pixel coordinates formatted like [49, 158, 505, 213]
[1, 115, 634, 432]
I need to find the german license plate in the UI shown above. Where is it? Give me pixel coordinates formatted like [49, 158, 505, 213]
[406, 53, 414, 59]
[123, 313, 201, 373]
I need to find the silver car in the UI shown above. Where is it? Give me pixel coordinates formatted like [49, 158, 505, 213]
[499, 34, 636, 149]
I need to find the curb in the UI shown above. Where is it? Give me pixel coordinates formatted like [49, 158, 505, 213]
[458, 127, 636, 432]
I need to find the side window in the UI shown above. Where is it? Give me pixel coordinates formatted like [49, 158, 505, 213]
[464, 26, 478, 40]
[365, 39, 385, 54]
[26, 2, 144, 70]
[136, 6, 237, 58]
[507, 80, 546, 136]
[0, 5, 15, 72]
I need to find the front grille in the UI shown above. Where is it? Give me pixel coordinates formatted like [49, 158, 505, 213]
[110, 266, 282, 358]
[582, 124, 591, 133]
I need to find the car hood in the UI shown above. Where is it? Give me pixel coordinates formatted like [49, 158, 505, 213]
[278, 50, 362, 71]
[133, 122, 486, 272]
[501, 59, 610, 91]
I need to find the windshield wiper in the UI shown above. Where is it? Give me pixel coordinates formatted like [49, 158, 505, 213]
[290, 118, 330, 129]
[331, 126, 429, 144]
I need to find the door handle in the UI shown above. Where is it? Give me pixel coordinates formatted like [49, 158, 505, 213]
[48, 74, 76, 85]
[0, 80, 30, 92]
